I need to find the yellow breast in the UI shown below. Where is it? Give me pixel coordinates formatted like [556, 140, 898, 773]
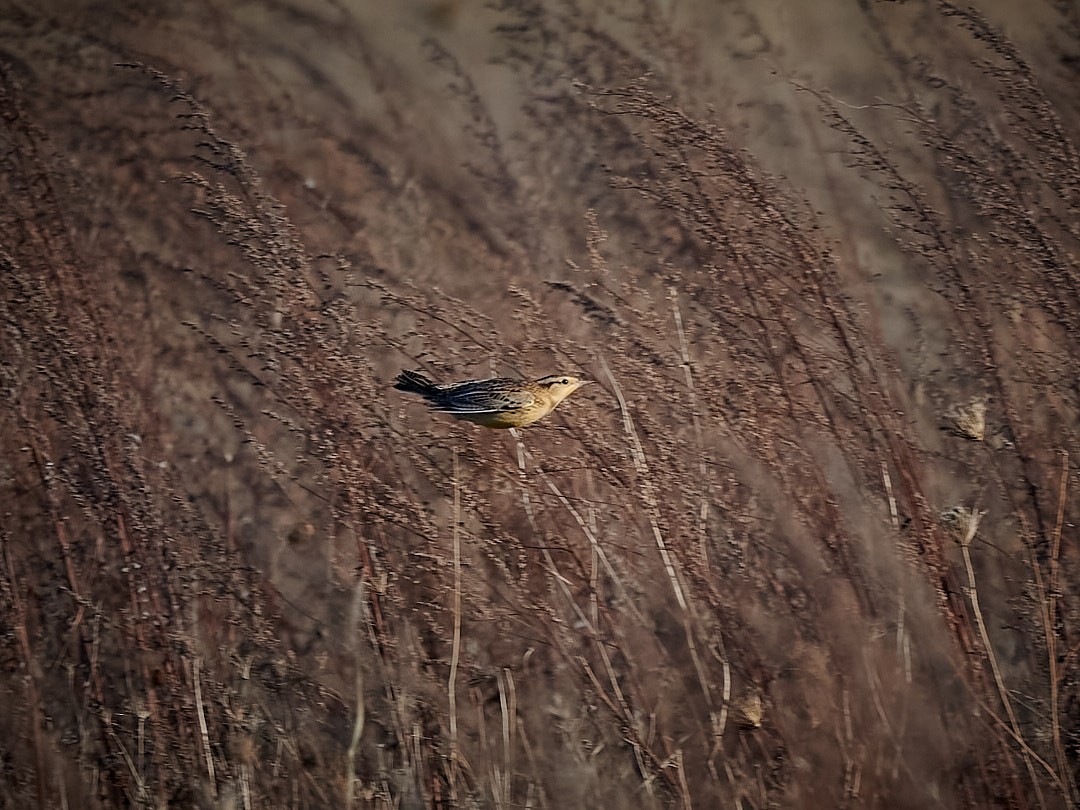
[453, 399, 554, 429]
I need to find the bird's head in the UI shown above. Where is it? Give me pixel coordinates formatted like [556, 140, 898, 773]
[535, 374, 591, 405]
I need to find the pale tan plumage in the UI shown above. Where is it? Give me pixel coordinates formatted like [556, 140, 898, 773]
[394, 370, 589, 428]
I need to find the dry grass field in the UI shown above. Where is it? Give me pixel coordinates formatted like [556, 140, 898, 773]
[2, 1, 1079, 807]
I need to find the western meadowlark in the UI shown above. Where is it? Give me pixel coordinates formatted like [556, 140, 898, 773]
[394, 369, 590, 429]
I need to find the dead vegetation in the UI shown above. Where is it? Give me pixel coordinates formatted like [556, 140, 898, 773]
[1, 1, 1079, 808]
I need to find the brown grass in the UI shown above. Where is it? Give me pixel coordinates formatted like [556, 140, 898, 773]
[2, 1, 1079, 807]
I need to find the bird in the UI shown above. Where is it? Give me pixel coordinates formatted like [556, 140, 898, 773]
[393, 369, 590, 429]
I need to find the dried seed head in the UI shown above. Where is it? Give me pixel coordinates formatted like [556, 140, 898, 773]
[736, 692, 764, 729]
[947, 399, 987, 442]
[939, 506, 986, 546]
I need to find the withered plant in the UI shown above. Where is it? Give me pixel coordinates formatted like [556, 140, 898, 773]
[2, 2, 1078, 808]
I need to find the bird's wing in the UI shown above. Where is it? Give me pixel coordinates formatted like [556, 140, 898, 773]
[433, 384, 536, 414]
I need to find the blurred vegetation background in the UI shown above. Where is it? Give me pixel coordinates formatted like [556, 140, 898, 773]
[2, 1, 1079, 807]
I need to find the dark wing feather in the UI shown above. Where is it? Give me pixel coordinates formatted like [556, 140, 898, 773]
[394, 370, 436, 394]
[433, 379, 535, 413]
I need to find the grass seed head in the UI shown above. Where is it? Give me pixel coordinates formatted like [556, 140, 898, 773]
[947, 399, 987, 442]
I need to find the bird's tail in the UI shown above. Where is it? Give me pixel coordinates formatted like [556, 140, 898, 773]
[393, 369, 437, 395]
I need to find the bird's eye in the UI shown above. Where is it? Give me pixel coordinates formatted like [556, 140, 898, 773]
[560, 378, 569, 385]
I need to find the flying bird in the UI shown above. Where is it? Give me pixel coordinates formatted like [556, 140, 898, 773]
[394, 369, 590, 429]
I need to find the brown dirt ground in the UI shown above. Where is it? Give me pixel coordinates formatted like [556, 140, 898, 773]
[2, 1, 1080, 808]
